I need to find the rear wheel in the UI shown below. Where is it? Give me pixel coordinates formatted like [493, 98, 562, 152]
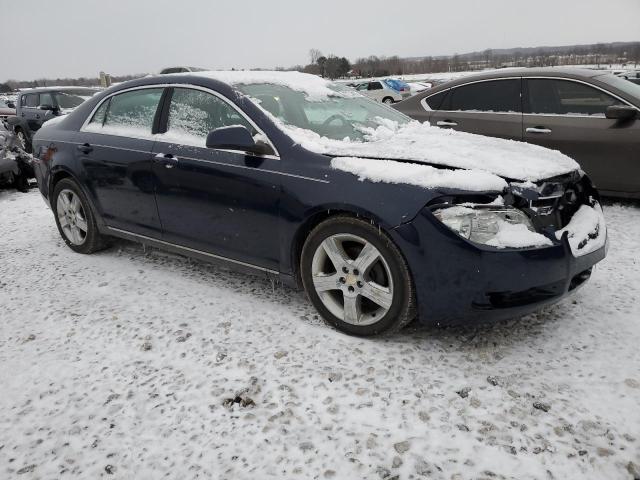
[301, 216, 415, 336]
[52, 178, 108, 254]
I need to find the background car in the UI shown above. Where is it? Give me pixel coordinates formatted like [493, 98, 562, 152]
[32, 72, 606, 336]
[160, 66, 206, 74]
[355, 79, 410, 104]
[0, 97, 16, 127]
[395, 67, 640, 198]
[11, 87, 99, 152]
[617, 69, 640, 85]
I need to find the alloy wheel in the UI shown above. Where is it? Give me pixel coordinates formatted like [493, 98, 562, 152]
[311, 233, 394, 326]
[56, 189, 88, 245]
[16, 131, 27, 150]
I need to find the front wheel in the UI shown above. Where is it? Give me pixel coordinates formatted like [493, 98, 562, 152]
[301, 216, 415, 336]
[52, 178, 108, 254]
[382, 97, 395, 105]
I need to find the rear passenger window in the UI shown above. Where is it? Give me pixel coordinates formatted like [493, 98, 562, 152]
[161, 88, 255, 147]
[450, 79, 521, 113]
[86, 88, 163, 137]
[368, 82, 383, 91]
[526, 79, 623, 116]
[424, 90, 449, 110]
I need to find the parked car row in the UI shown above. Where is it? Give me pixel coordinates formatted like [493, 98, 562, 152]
[395, 68, 640, 198]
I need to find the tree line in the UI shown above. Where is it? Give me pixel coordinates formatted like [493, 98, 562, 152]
[2, 41, 638, 90]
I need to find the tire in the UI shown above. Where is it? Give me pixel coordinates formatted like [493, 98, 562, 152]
[301, 216, 415, 336]
[52, 178, 108, 254]
[382, 97, 394, 105]
[15, 129, 32, 153]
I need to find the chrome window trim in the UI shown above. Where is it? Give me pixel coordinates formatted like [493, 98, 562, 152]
[169, 152, 330, 183]
[421, 75, 639, 116]
[79, 83, 281, 159]
[105, 226, 279, 275]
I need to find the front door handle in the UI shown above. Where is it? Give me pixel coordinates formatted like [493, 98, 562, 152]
[154, 153, 179, 169]
[526, 127, 552, 134]
[77, 143, 93, 154]
[436, 120, 458, 127]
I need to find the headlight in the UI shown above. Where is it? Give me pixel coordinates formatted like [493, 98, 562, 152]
[433, 206, 544, 246]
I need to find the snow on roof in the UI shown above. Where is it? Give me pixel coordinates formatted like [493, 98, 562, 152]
[186, 70, 352, 100]
[285, 120, 579, 182]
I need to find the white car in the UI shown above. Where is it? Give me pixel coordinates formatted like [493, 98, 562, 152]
[355, 80, 409, 104]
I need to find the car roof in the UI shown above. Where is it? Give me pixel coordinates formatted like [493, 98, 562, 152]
[426, 67, 610, 89]
[18, 86, 101, 94]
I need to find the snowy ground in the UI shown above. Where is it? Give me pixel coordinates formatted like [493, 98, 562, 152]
[1, 189, 639, 480]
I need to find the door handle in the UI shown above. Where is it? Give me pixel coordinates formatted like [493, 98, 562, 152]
[77, 143, 93, 154]
[21, 112, 25, 117]
[154, 153, 179, 168]
[526, 127, 552, 134]
[436, 120, 458, 127]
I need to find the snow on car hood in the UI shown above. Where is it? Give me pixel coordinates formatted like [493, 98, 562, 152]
[191, 70, 579, 185]
[282, 119, 580, 183]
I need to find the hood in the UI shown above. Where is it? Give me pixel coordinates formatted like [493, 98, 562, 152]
[283, 120, 580, 183]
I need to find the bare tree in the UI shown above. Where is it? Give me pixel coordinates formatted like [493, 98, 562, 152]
[309, 49, 322, 65]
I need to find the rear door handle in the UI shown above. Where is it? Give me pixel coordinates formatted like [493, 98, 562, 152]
[154, 153, 179, 168]
[77, 143, 93, 154]
[526, 127, 552, 134]
[436, 120, 458, 127]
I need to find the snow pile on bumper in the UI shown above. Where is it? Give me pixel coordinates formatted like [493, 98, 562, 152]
[556, 203, 607, 257]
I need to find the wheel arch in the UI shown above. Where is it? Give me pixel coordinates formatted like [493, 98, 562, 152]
[289, 205, 401, 286]
[49, 167, 106, 229]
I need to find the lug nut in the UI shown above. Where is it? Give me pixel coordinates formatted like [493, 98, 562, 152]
[342, 266, 349, 274]
[357, 281, 363, 288]
[353, 269, 359, 276]
[339, 277, 346, 284]
[348, 286, 355, 293]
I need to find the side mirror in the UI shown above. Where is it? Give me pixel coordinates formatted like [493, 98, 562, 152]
[206, 125, 274, 156]
[605, 105, 638, 121]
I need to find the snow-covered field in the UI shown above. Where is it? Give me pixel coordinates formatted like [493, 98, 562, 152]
[1, 189, 639, 480]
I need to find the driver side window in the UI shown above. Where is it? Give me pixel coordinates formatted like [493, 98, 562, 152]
[163, 88, 255, 147]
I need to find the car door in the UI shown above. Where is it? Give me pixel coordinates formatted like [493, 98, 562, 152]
[151, 87, 282, 271]
[21, 93, 40, 131]
[429, 78, 523, 140]
[523, 78, 640, 194]
[76, 87, 164, 237]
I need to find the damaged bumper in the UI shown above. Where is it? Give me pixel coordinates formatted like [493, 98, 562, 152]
[392, 198, 608, 326]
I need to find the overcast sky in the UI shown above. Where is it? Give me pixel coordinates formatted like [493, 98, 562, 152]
[2, 0, 639, 82]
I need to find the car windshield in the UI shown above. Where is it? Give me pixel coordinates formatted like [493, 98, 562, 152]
[596, 73, 640, 104]
[236, 83, 410, 141]
[55, 90, 96, 109]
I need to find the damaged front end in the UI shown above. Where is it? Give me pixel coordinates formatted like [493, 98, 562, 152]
[393, 171, 608, 326]
[427, 171, 607, 257]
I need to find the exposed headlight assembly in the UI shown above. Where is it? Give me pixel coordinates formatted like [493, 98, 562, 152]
[432, 206, 546, 247]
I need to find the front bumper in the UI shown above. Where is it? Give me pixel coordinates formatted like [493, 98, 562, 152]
[393, 207, 607, 326]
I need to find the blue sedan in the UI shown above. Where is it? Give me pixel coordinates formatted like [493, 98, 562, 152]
[31, 71, 607, 336]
